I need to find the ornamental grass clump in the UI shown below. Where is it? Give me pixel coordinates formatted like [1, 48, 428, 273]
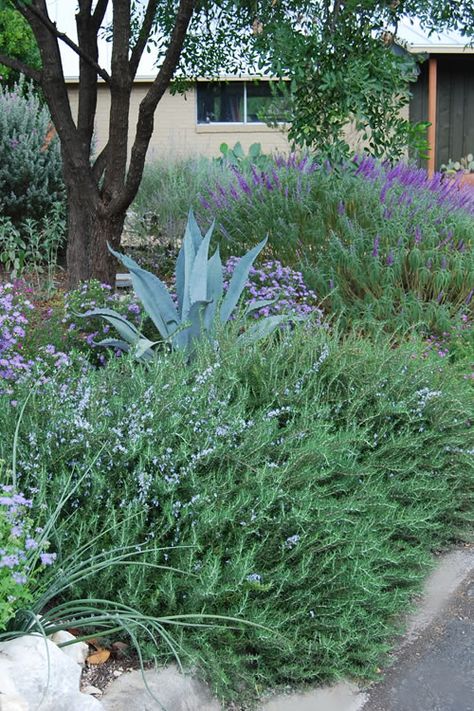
[1, 324, 472, 703]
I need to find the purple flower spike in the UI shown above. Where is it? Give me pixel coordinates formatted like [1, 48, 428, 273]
[372, 235, 380, 258]
[386, 250, 394, 266]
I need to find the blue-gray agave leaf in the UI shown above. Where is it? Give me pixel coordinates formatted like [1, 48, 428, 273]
[203, 246, 224, 333]
[77, 308, 141, 344]
[220, 237, 267, 324]
[185, 208, 203, 254]
[238, 314, 289, 343]
[108, 245, 179, 339]
[175, 243, 185, 317]
[134, 338, 160, 362]
[189, 222, 214, 305]
[244, 298, 277, 316]
[94, 338, 131, 352]
[173, 300, 211, 351]
[181, 209, 205, 319]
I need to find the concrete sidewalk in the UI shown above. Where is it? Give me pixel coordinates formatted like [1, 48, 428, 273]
[361, 570, 473, 711]
[262, 546, 474, 711]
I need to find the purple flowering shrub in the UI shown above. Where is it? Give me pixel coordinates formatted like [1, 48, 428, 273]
[198, 154, 318, 263]
[223, 257, 323, 321]
[198, 154, 474, 334]
[161, 255, 323, 329]
[63, 279, 144, 364]
[424, 313, 474, 383]
[0, 481, 56, 632]
[0, 281, 72, 392]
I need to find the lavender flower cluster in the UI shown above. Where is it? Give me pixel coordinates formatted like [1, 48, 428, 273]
[353, 155, 474, 217]
[223, 257, 322, 321]
[63, 279, 143, 364]
[0, 483, 56, 630]
[0, 282, 35, 384]
[199, 154, 318, 212]
[0, 282, 71, 392]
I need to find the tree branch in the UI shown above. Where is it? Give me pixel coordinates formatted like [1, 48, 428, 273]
[109, 0, 196, 215]
[329, 0, 343, 33]
[92, 0, 110, 30]
[13, 0, 111, 82]
[129, 0, 159, 79]
[76, 2, 102, 152]
[78, 0, 94, 14]
[0, 53, 42, 82]
[92, 145, 109, 183]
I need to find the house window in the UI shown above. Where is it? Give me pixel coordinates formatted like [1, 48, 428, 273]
[197, 81, 284, 124]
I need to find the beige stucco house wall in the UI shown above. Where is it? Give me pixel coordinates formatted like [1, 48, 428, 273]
[67, 80, 291, 161]
[67, 79, 411, 162]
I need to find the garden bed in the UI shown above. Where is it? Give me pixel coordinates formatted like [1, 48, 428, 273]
[1, 153, 473, 707]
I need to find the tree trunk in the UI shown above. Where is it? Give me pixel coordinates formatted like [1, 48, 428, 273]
[66, 180, 125, 288]
[89, 210, 126, 286]
[66, 183, 94, 286]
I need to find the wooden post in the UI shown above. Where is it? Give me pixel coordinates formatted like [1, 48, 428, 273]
[427, 56, 438, 176]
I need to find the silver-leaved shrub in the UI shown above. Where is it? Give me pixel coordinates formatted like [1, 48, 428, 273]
[0, 80, 65, 228]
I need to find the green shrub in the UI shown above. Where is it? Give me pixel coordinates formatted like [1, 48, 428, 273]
[1, 324, 472, 702]
[197, 156, 474, 334]
[0, 80, 65, 227]
[0, 202, 66, 278]
[0, 80, 65, 275]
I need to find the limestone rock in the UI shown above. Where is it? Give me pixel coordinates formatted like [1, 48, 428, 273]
[0, 692, 29, 711]
[49, 630, 89, 666]
[101, 665, 221, 711]
[82, 685, 102, 696]
[0, 635, 103, 711]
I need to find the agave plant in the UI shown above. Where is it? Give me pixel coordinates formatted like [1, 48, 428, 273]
[80, 211, 289, 361]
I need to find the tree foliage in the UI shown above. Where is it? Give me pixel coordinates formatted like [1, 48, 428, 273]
[0, 6, 40, 85]
[246, 0, 474, 158]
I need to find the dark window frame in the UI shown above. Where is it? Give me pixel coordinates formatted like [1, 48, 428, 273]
[196, 80, 284, 125]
